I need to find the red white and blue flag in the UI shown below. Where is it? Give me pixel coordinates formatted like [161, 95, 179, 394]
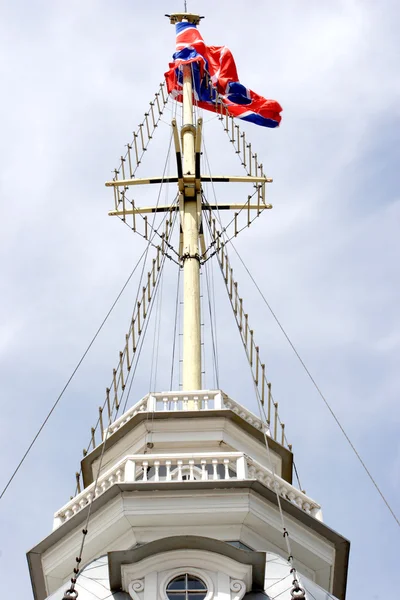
[165, 21, 282, 128]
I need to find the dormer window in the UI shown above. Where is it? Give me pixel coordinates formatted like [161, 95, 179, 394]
[166, 573, 207, 599]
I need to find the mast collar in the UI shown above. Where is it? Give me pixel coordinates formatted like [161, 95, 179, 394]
[165, 13, 204, 25]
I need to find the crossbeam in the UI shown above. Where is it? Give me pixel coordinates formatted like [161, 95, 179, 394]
[105, 175, 273, 188]
[108, 203, 272, 216]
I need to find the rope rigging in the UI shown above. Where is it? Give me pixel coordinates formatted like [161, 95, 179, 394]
[62, 209, 179, 600]
[229, 241, 400, 529]
[0, 245, 151, 502]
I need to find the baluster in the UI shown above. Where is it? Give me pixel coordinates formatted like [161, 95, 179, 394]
[163, 397, 169, 411]
[204, 397, 209, 410]
[212, 459, 218, 480]
[173, 397, 178, 411]
[166, 460, 172, 481]
[189, 459, 195, 480]
[183, 397, 188, 410]
[154, 461, 160, 482]
[223, 459, 230, 480]
[142, 461, 148, 482]
[177, 460, 183, 481]
[201, 459, 207, 480]
[194, 396, 199, 410]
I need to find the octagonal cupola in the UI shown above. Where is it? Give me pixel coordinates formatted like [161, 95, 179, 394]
[26, 10, 349, 600]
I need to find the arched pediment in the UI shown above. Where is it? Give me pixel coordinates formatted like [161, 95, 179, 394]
[107, 535, 268, 599]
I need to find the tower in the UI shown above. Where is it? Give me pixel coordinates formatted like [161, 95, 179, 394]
[27, 13, 349, 600]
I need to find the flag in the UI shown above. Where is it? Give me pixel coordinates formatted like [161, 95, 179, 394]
[165, 21, 282, 128]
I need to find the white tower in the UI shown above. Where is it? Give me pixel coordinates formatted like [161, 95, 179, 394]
[27, 12, 349, 600]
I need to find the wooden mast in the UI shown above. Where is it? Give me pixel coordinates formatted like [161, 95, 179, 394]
[181, 62, 202, 391]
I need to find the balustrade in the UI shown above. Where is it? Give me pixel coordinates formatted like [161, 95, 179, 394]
[105, 390, 267, 439]
[53, 451, 321, 530]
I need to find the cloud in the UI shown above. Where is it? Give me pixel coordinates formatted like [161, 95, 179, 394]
[0, 1, 399, 598]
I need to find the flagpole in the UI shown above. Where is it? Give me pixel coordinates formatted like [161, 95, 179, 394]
[181, 62, 202, 392]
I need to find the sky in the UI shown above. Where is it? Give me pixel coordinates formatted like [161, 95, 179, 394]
[0, 0, 399, 598]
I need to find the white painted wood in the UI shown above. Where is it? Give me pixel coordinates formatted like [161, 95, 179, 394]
[42, 488, 333, 596]
[217, 571, 231, 600]
[54, 452, 319, 529]
[92, 416, 283, 486]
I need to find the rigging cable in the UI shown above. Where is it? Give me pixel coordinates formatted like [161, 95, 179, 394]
[230, 241, 400, 529]
[169, 266, 181, 390]
[70, 127, 178, 495]
[202, 122, 306, 488]
[0, 246, 151, 502]
[62, 207, 179, 600]
[122, 206, 180, 414]
[204, 196, 307, 598]
[203, 245, 220, 388]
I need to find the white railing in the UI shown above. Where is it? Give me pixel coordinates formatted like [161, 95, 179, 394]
[54, 451, 321, 529]
[106, 390, 265, 438]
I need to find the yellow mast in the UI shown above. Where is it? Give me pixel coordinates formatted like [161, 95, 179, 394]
[181, 62, 202, 391]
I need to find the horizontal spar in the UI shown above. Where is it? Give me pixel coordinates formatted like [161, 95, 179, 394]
[108, 203, 272, 216]
[105, 175, 273, 187]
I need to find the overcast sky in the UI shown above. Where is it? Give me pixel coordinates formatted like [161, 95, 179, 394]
[0, 1, 399, 598]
